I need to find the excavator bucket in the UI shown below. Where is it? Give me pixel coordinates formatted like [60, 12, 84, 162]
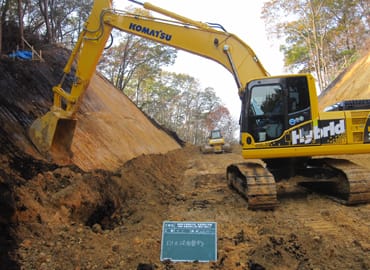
[29, 111, 76, 155]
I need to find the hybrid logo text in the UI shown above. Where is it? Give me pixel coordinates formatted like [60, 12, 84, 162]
[292, 120, 345, 145]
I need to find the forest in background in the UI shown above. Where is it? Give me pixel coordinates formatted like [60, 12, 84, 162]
[1, 0, 369, 144]
[262, 0, 369, 92]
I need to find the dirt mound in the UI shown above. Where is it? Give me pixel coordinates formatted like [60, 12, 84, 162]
[0, 145, 193, 269]
[318, 50, 370, 110]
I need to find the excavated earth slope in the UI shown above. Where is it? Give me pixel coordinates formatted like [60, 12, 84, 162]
[318, 50, 370, 110]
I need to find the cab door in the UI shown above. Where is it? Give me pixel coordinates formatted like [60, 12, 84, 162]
[242, 76, 312, 144]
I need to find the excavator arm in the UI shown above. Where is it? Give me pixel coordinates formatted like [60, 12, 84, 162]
[29, 0, 268, 155]
[109, 2, 269, 95]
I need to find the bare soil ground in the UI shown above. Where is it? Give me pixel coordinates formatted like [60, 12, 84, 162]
[1, 145, 370, 270]
[1, 47, 369, 270]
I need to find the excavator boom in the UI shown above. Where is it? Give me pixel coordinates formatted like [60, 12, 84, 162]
[29, 0, 268, 155]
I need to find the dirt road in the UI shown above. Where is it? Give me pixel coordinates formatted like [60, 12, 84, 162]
[3, 145, 369, 270]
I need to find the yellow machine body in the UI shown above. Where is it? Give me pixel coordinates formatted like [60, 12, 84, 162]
[238, 74, 370, 159]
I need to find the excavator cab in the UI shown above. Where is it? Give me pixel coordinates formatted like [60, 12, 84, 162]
[241, 74, 370, 158]
[210, 129, 223, 140]
[241, 75, 312, 146]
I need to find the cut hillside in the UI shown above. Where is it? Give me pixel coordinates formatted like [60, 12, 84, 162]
[69, 72, 181, 171]
[0, 45, 181, 171]
[318, 50, 370, 110]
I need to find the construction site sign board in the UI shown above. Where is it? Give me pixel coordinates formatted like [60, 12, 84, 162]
[160, 221, 217, 262]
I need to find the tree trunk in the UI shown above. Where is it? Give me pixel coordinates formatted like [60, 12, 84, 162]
[0, 15, 2, 54]
[17, 0, 24, 49]
[0, 0, 11, 54]
[39, 0, 52, 43]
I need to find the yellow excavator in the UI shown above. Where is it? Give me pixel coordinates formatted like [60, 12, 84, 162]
[29, 0, 370, 209]
[201, 129, 232, 154]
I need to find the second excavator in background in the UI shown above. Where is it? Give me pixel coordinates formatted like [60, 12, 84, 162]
[29, 0, 370, 209]
[201, 129, 232, 154]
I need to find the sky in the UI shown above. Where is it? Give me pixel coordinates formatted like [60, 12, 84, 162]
[114, 0, 285, 120]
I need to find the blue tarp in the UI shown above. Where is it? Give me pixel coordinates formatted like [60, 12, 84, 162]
[8, 50, 33, 60]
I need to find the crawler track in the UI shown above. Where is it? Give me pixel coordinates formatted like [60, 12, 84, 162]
[227, 158, 370, 210]
[227, 163, 279, 209]
[316, 158, 370, 205]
